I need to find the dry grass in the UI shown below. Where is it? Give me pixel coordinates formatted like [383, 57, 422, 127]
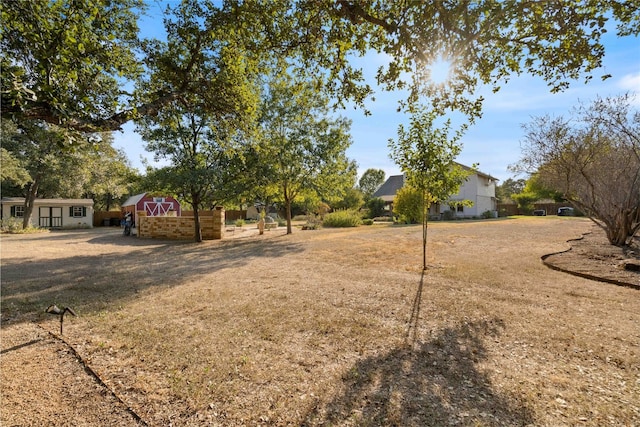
[1, 217, 639, 426]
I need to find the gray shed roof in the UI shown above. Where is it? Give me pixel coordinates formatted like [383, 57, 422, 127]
[0, 197, 93, 206]
[121, 193, 147, 207]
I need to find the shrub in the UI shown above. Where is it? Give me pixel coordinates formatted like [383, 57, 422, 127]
[322, 210, 362, 227]
[0, 218, 46, 234]
[482, 210, 495, 219]
[235, 219, 245, 227]
[362, 219, 374, 225]
[442, 210, 456, 220]
[1, 218, 25, 233]
[302, 221, 320, 230]
[365, 197, 386, 219]
[392, 186, 422, 224]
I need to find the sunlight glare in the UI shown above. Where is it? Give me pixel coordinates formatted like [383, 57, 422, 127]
[429, 58, 453, 86]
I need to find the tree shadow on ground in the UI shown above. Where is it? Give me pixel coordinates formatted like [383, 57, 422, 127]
[1, 230, 303, 324]
[303, 271, 534, 426]
[305, 319, 534, 426]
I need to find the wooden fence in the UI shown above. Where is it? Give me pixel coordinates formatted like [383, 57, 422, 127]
[497, 202, 575, 216]
[94, 211, 123, 227]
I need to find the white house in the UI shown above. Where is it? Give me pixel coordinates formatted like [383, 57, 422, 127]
[0, 198, 94, 228]
[447, 165, 499, 217]
[372, 164, 498, 218]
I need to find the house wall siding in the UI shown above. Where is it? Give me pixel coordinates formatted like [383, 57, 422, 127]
[446, 175, 497, 217]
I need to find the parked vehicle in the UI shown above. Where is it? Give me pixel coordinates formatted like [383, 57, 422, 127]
[557, 207, 575, 216]
[533, 209, 546, 216]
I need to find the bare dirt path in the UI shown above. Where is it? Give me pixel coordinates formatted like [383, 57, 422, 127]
[1, 218, 639, 426]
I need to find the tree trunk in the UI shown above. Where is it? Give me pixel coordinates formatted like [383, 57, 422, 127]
[282, 181, 293, 235]
[192, 192, 203, 243]
[23, 176, 41, 229]
[422, 192, 429, 270]
[286, 198, 293, 235]
[605, 208, 639, 247]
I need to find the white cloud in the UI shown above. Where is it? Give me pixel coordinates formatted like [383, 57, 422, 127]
[618, 72, 640, 93]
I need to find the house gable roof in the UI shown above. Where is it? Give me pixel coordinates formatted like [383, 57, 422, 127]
[456, 163, 498, 182]
[372, 175, 404, 202]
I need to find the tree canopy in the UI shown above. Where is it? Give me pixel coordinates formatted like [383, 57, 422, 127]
[496, 177, 526, 201]
[358, 168, 386, 201]
[2, 1, 638, 133]
[1, 0, 144, 133]
[135, 0, 262, 242]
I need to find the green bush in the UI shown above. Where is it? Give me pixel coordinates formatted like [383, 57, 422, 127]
[362, 219, 374, 225]
[365, 197, 386, 219]
[302, 221, 320, 230]
[235, 219, 245, 227]
[322, 210, 362, 227]
[392, 186, 423, 224]
[0, 218, 46, 234]
[481, 210, 495, 219]
[442, 210, 456, 220]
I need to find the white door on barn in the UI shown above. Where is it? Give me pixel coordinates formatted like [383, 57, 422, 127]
[143, 201, 175, 216]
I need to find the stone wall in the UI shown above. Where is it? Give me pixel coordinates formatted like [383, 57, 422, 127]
[137, 207, 225, 240]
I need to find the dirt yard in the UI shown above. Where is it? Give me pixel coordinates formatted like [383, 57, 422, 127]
[1, 217, 638, 426]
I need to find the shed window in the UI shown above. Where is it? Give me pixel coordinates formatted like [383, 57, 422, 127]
[457, 205, 464, 213]
[70, 206, 87, 217]
[11, 205, 25, 217]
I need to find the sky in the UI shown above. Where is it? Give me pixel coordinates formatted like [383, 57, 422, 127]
[113, 3, 640, 184]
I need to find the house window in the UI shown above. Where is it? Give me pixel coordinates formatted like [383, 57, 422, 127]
[457, 205, 464, 213]
[70, 206, 86, 217]
[12, 205, 24, 217]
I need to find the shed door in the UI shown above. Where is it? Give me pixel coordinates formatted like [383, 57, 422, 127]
[144, 201, 174, 216]
[39, 207, 62, 228]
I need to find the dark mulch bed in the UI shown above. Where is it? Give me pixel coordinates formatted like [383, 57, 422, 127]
[542, 225, 640, 288]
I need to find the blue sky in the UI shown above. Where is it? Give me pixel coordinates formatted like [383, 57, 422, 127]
[113, 4, 640, 184]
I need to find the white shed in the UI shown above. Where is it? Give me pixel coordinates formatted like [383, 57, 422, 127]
[0, 198, 94, 228]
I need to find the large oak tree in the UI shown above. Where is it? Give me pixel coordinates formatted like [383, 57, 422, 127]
[257, 72, 356, 234]
[136, 0, 260, 242]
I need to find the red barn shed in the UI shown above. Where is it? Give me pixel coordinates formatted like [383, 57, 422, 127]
[121, 193, 181, 226]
